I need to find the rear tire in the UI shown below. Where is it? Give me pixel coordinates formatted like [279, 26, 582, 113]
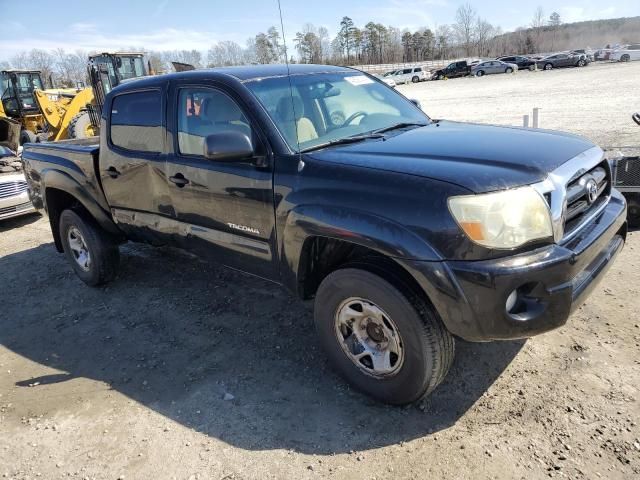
[621, 54, 630, 62]
[19, 129, 37, 145]
[411, 75, 420, 83]
[528, 65, 536, 71]
[314, 268, 455, 405]
[68, 111, 95, 139]
[505, 67, 513, 73]
[476, 70, 485, 77]
[59, 209, 120, 286]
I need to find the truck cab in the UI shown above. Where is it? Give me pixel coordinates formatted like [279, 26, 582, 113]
[21, 65, 627, 405]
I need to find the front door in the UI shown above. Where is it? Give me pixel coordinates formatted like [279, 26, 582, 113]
[100, 88, 174, 244]
[164, 82, 277, 280]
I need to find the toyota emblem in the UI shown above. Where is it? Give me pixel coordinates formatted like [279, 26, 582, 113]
[586, 179, 598, 204]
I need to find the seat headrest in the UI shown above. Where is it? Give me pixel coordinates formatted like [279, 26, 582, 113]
[200, 93, 244, 124]
[276, 96, 303, 122]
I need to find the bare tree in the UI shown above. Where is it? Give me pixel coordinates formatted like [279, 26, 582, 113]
[454, 4, 477, 56]
[531, 6, 545, 51]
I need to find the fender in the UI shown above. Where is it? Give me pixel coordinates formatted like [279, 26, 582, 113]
[279, 204, 443, 294]
[40, 169, 121, 250]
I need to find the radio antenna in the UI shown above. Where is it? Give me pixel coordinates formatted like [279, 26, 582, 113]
[277, 0, 302, 154]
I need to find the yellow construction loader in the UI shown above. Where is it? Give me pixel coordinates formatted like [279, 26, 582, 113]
[34, 52, 148, 141]
[0, 69, 49, 144]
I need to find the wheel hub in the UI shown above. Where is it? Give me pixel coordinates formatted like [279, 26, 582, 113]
[334, 297, 404, 377]
[67, 227, 91, 271]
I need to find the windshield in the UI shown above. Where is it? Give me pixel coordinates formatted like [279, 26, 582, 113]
[1, 72, 43, 113]
[245, 72, 429, 152]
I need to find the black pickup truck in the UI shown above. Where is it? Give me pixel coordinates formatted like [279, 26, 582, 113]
[431, 61, 472, 80]
[22, 64, 627, 405]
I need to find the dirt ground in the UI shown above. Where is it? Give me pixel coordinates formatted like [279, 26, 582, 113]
[1, 61, 640, 480]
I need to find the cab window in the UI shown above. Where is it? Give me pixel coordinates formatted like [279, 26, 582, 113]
[177, 87, 251, 157]
[110, 90, 162, 153]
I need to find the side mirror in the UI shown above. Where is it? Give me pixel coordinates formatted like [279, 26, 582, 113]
[409, 99, 422, 109]
[633, 113, 640, 126]
[204, 131, 254, 162]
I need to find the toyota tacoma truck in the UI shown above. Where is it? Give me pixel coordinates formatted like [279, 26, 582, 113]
[22, 65, 627, 405]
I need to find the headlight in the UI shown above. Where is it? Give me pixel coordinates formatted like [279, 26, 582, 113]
[448, 186, 553, 249]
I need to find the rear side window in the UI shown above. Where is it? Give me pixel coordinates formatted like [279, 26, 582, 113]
[414, 67, 422, 72]
[110, 90, 162, 153]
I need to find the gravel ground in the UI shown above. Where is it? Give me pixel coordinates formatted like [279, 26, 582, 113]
[1, 61, 640, 479]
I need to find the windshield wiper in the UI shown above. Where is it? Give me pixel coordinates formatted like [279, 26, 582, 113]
[373, 122, 428, 134]
[300, 133, 384, 153]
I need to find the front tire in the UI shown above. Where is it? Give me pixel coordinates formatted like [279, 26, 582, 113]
[411, 75, 420, 83]
[621, 54, 630, 62]
[544, 63, 553, 70]
[59, 209, 120, 286]
[505, 67, 513, 73]
[20, 129, 37, 145]
[577, 59, 586, 67]
[314, 268, 455, 405]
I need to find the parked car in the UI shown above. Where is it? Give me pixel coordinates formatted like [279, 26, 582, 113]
[431, 61, 471, 80]
[610, 44, 640, 62]
[497, 55, 536, 71]
[594, 49, 607, 61]
[22, 64, 627, 405]
[387, 66, 428, 84]
[0, 118, 35, 221]
[536, 53, 588, 70]
[373, 74, 397, 88]
[471, 60, 518, 76]
[570, 49, 594, 62]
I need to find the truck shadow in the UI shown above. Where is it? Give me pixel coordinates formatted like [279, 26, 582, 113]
[0, 242, 523, 454]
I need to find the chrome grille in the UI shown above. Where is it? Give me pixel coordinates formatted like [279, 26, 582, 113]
[0, 201, 32, 216]
[563, 161, 611, 236]
[0, 180, 28, 199]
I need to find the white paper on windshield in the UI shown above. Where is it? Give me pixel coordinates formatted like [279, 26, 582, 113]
[345, 75, 374, 86]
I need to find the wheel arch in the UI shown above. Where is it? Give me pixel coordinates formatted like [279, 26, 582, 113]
[42, 170, 121, 252]
[279, 205, 442, 300]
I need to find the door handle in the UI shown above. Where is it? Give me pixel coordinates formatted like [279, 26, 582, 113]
[169, 173, 189, 188]
[106, 166, 120, 178]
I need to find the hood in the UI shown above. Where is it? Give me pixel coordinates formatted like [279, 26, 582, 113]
[307, 120, 595, 193]
[0, 117, 20, 152]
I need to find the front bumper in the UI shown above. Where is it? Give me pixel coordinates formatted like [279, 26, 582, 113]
[405, 190, 627, 341]
[0, 190, 35, 221]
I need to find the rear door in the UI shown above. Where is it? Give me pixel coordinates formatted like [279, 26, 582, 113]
[100, 88, 174, 243]
[163, 81, 277, 280]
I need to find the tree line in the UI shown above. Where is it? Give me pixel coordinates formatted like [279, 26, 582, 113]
[2, 4, 633, 87]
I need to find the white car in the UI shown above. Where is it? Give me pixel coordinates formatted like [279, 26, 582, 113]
[387, 66, 428, 85]
[373, 74, 396, 88]
[0, 118, 35, 221]
[610, 44, 640, 62]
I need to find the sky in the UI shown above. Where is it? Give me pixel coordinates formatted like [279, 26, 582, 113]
[1, 0, 638, 60]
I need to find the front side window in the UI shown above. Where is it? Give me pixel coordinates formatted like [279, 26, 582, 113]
[245, 71, 429, 152]
[110, 90, 162, 153]
[177, 87, 251, 156]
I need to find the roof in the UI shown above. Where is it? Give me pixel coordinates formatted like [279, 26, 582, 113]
[179, 63, 353, 81]
[110, 64, 356, 94]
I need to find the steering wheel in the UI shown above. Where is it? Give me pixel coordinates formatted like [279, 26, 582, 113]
[633, 112, 640, 126]
[341, 111, 368, 127]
